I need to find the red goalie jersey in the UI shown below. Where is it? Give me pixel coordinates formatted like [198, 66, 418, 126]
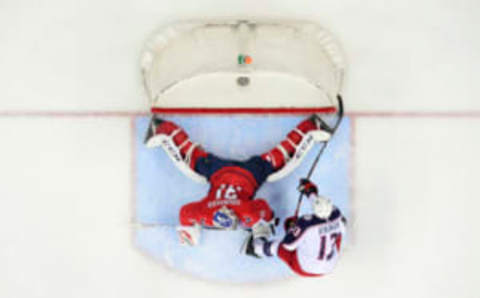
[180, 165, 273, 229]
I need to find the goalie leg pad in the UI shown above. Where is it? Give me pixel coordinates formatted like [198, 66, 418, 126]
[156, 120, 180, 135]
[265, 117, 332, 182]
[261, 117, 330, 171]
[147, 120, 207, 168]
[297, 118, 318, 134]
[145, 118, 208, 183]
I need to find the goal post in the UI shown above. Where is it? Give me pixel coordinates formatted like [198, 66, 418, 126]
[140, 20, 346, 115]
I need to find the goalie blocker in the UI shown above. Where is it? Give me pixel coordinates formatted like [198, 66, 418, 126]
[145, 115, 332, 246]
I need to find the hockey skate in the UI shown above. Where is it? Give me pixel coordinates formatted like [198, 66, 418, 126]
[241, 234, 261, 258]
[144, 115, 165, 146]
[241, 219, 276, 257]
[307, 115, 332, 143]
[310, 114, 334, 135]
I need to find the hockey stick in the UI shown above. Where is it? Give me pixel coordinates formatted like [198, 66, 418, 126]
[293, 95, 344, 219]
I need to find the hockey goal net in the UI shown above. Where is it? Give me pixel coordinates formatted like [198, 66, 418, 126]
[141, 20, 345, 115]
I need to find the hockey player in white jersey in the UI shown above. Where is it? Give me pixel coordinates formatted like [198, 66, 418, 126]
[243, 179, 347, 277]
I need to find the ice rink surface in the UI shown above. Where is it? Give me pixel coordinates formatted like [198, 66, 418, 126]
[1, 0, 479, 297]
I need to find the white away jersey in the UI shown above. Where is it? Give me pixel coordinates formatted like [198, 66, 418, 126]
[282, 208, 346, 275]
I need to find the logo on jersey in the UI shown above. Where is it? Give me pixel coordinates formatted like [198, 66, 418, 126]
[213, 209, 236, 229]
[294, 134, 314, 159]
[161, 139, 181, 162]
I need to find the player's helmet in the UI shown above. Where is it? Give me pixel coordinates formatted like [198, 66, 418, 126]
[312, 195, 334, 219]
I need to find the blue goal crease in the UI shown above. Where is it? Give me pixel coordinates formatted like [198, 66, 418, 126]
[133, 116, 351, 283]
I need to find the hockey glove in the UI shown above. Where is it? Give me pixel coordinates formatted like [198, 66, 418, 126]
[298, 178, 318, 196]
[284, 216, 298, 232]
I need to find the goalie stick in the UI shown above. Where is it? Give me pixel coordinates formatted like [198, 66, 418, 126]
[293, 95, 344, 219]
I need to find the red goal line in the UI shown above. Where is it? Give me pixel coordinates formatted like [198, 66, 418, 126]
[150, 106, 338, 115]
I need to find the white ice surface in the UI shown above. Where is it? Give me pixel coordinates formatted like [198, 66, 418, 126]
[1, 0, 479, 298]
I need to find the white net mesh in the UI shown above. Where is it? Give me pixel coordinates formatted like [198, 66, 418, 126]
[141, 20, 345, 114]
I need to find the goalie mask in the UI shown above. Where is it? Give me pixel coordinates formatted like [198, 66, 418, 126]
[312, 195, 334, 219]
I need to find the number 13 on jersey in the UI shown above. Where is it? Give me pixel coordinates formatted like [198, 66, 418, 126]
[318, 232, 342, 261]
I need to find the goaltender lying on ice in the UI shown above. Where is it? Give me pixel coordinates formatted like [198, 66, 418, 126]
[143, 114, 347, 277]
[144, 115, 331, 245]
